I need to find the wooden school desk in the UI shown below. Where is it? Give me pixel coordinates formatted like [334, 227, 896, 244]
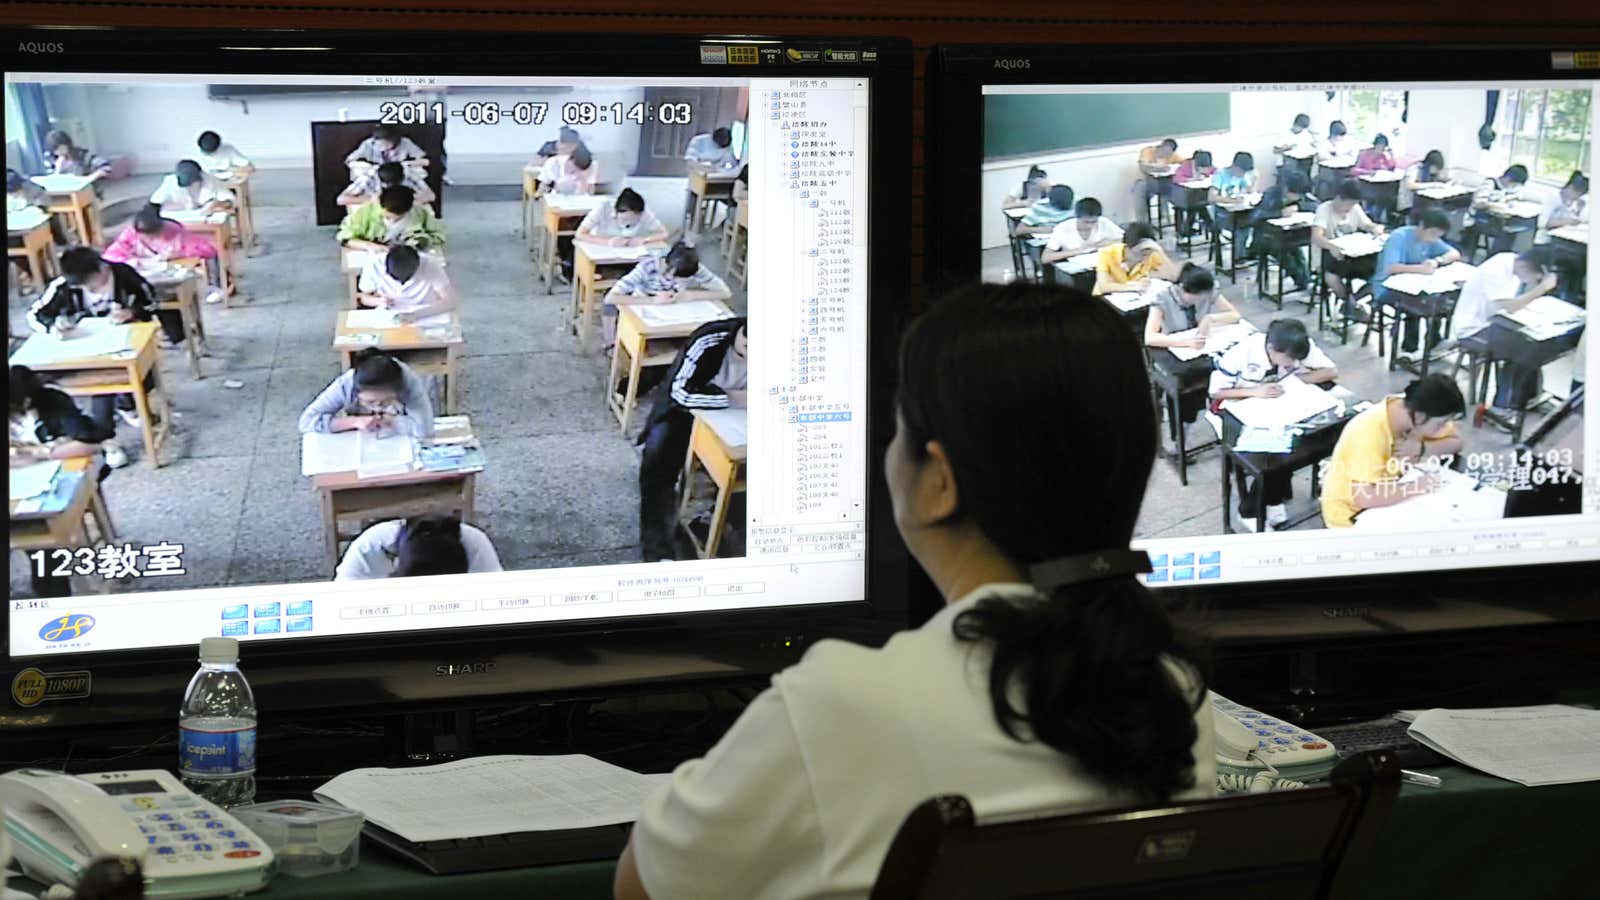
[1359, 170, 1404, 222]
[11, 322, 171, 468]
[1143, 168, 1175, 238]
[725, 199, 749, 287]
[533, 193, 612, 293]
[8, 217, 56, 290]
[572, 241, 666, 346]
[31, 175, 102, 248]
[1211, 193, 1261, 284]
[1470, 198, 1542, 258]
[1549, 225, 1588, 302]
[1168, 179, 1213, 257]
[167, 210, 240, 304]
[680, 408, 747, 559]
[1218, 402, 1356, 534]
[218, 171, 258, 252]
[521, 166, 541, 249]
[1410, 184, 1474, 232]
[1046, 252, 1097, 295]
[143, 264, 209, 378]
[1257, 211, 1314, 309]
[310, 417, 479, 570]
[10, 456, 116, 558]
[1379, 263, 1475, 376]
[686, 166, 739, 235]
[1316, 232, 1383, 340]
[333, 310, 464, 414]
[607, 300, 735, 434]
[1466, 311, 1585, 442]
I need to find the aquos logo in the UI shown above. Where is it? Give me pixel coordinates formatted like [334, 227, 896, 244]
[17, 42, 65, 54]
[39, 614, 96, 643]
[993, 59, 1032, 71]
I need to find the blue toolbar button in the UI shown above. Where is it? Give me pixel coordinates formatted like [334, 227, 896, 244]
[221, 622, 248, 637]
[1199, 565, 1222, 580]
[286, 600, 313, 616]
[286, 616, 313, 633]
[1172, 553, 1195, 567]
[221, 604, 247, 620]
[253, 619, 281, 635]
[1145, 568, 1169, 583]
[1147, 553, 1169, 568]
[1172, 567, 1195, 582]
[1200, 551, 1222, 565]
[253, 602, 281, 618]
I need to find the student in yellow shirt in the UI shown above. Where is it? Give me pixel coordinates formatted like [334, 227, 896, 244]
[1135, 138, 1184, 224]
[1093, 223, 1180, 295]
[1320, 374, 1466, 528]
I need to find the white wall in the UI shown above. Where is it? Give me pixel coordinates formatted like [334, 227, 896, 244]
[74, 83, 644, 175]
[980, 91, 1317, 249]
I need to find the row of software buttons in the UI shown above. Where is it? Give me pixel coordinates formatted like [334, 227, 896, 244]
[222, 616, 311, 637]
[223, 601, 312, 620]
[1143, 552, 1222, 584]
[1245, 536, 1599, 569]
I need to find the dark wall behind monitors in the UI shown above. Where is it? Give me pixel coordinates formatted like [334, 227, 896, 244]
[928, 43, 1598, 602]
[4, 29, 913, 727]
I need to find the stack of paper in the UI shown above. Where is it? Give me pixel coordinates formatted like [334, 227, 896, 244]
[1233, 426, 1294, 454]
[1054, 254, 1098, 275]
[9, 319, 133, 366]
[576, 241, 655, 262]
[314, 755, 671, 843]
[1494, 200, 1544, 220]
[300, 430, 417, 477]
[7, 205, 50, 232]
[632, 301, 735, 328]
[1417, 184, 1473, 200]
[1179, 178, 1213, 190]
[9, 461, 61, 501]
[1383, 261, 1477, 296]
[1352, 468, 1507, 530]
[1329, 233, 1385, 258]
[1549, 225, 1589, 245]
[345, 309, 403, 330]
[1267, 211, 1315, 228]
[357, 430, 417, 479]
[1166, 323, 1257, 362]
[1102, 292, 1151, 313]
[30, 173, 91, 193]
[1406, 706, 1600, 786]
[1222, 375, 1341, 429]
[1500, 296, 1586, 341]
[1361, 170, 1404, 183]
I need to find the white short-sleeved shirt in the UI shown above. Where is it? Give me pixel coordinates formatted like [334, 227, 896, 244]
[578, 203, 665, 240]
[1535, 193, 1588, 243]
[1319, 134, 1356, 165]
[196, 143, 251, 174]
[684, 133, 738, 168]
[1210, 331, 1336, 396]
[538, 154, 600, 194]
[1313, 200, 1374, 238]
[334, 519, 502, 580]
[357, 254, 451, 313]
[1451, 252, 1523, 337]
[1279, 129, 1316, 157]
[149, 174, 235, 212]
[630, 583, 1216, 900]
[1045, 217, 1124, 255]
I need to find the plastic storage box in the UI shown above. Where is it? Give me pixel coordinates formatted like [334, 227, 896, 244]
[232, 799, 363, 878]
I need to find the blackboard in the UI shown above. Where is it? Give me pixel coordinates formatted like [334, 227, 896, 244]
[984, 93, 1230, 159]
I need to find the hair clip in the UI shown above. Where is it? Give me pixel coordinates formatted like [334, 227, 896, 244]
[1029, 549, 1153, 591]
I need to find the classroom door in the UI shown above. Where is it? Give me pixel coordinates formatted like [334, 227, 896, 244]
[310, 120, 447, 226]
[634, 87, 742, 177]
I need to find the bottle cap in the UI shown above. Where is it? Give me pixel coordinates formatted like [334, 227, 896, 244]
[199, 637, 239, 664]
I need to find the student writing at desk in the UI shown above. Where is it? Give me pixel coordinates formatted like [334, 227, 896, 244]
[1450, 250, 1559, 414]
[298, 349, 434, 439]
[345, 123, 428, 167]
[575, 188, 669, 246]
[10, 365, 120, 595]
[1209, 319, 1339, 529]
[1134, 138, 1184, 224]
[1352, 133, 1397, 178]
[103, 204, 226, 306]
[193, 131, 253, 178]
[1172, 150, 1215, 237]
[1320, 374, 1466, 528]
[29, 247, 181, 430]
[1318, 120, 1355, 166]
[636, 317, 747, 563]
[149, 160, 235, 216]
[1145, 264, 1240, 426]
[336, 515, 503, 580]
[1469, 164, 1531, 255]
[356, 245, 456, 323]
[1093, 223, 1179, 295]
[1313, 179, 1387, 318]
[601, 242, 732, 347]
[615, 284, 1213, 900]
[684, 126, 739, 170]
[1002, 165, 1051, 209]
[541, 143, 600, 196]
[1208, 151, 1258, 246]
[1273, 113, 1316, 158]
[1400, 149, 1450, 221]
[339, 160, 435, 208]
[1013, 184, 1075, 237]
[1247, 168, 1315, 293]
[45, 129, 112, 182]
[1039, 197, 1122, 264]
[7, 168, 48, 210]
[1537, 171, 1589, 242]
[337, 185, 446, 253]
[1373, 208, 1462, 359]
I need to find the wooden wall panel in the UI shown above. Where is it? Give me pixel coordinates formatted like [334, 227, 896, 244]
[7, 1, 1596, 296]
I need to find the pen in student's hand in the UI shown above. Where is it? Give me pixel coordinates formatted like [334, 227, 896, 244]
[1400, 769, 1441, 787]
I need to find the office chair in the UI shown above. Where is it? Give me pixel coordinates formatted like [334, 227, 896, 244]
[869, 750, 1400, 900]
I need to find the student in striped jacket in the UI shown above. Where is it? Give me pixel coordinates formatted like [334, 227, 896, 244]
[637, 316, 747, 562]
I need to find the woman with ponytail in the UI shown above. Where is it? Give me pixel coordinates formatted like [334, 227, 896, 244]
[615, 282, 1213, 900]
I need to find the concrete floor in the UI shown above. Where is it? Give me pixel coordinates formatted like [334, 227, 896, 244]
[9, 168, 747, 595]
[979, 238, 1580, 541]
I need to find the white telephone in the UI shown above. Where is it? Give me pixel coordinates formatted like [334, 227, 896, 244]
[1210, 692, 1339, 792]
[0, 769, 274, 898]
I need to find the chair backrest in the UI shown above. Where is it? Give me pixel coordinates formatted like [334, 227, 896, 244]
[870, 751, 1400, 900]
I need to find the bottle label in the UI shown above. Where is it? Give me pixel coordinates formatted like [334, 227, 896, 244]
[179, 726, 256, 776]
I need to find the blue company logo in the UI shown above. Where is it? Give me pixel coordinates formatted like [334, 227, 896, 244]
[39, 614, 96, 642]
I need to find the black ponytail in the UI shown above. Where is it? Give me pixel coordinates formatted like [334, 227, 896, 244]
[899, 282, 1208, 804]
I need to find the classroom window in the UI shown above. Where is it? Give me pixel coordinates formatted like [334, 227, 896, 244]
[1339, 90, 1406, 146]
[1500, 89, 1592, 184]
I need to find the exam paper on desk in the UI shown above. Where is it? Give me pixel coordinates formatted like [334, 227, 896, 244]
[9, 460, 62, 501]
[30, 173, 92, 193]
[8, 319, 133, 367]
[1166, 322, 1256, 362]
[1407, 706, 1600, 786]
[1221, 376, 1341, 430]
[6, 205, 49, 232]
[314, 754, 673, 842]
[633, 301, 735, 327]
[1328, 233, 1385, 257]
[1351, 468, 1506, 530]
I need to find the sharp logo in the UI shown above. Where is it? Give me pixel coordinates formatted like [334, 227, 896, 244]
[434, 661, 496, 677]
[18, 42, 65, 54]
[993, 59, 1031, 70]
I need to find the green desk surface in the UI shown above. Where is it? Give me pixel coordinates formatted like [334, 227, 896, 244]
[258, 764, 1600, 900]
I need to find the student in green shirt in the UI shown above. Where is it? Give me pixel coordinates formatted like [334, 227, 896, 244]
[336, 185, 445, 253]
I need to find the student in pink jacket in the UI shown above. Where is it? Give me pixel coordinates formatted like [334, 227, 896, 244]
[102, 204, 224, 304]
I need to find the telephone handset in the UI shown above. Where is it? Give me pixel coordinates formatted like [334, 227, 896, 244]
[1210, 692, 1339, 792]
[0, 768, 274, 898]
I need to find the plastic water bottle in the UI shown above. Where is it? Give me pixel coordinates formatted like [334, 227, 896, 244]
[178, 637, 257, 807]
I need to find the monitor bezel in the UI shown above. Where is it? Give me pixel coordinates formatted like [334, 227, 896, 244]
[3, 27, 915, 671]
[924, 40, 1599, 599]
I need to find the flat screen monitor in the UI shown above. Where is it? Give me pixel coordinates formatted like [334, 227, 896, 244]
[928, 43, 1598, 594]
[5, 29, 911, 673]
